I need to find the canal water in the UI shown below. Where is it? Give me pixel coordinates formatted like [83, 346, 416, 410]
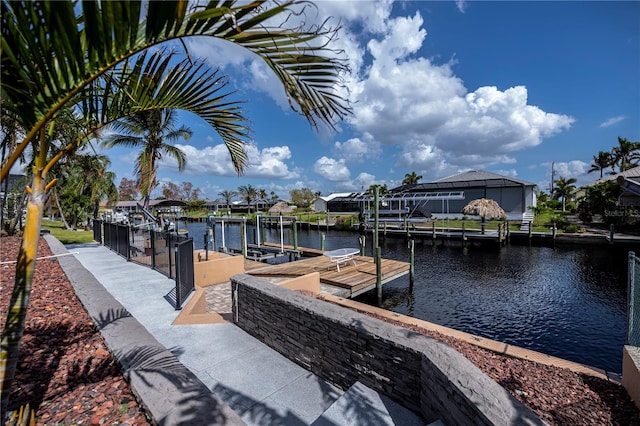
[183, 221, 630, 373]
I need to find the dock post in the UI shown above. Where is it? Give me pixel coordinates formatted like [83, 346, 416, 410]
[256, 214, 261, 246]
[221, 218, 226, 252]
[210, 223, 216, 253]
[359, 235, 365, 256]
[320, 232, 325, 251]
[376, 246, 382, 302]
[279, 213, 284, 253]
[373, 187, 380, 257]
[609, 224, 615, 244]
[409, 239, 415, 289]
[203, 232, 209, 261]
[528, 221, 532, 244]
[383, 221, 387, 239]
[293, 218, 298, 255]
[506, 220, 510, 243]
[462, 222, 466, 244]
[552, 225, 557, 243]
[432, 220, 436, 241]
[241, 217, 247, 257]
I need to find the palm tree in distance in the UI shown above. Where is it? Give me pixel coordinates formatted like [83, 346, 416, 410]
[588, 151, 613, 179]
[611, 137, 640, 173]
[238, 184, 257, 213]
[402, 171, 423, 185]
[554, 176, 577, 211]
[102, 109, 191, 209]
[218, 189, 238, 213]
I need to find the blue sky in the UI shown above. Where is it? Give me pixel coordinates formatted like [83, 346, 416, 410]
[103, 1, 639, 201]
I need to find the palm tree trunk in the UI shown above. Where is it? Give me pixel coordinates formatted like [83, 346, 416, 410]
[53, 188, 71, 230]
[0, 173, 46, 414]
[8, 191, 28, 235]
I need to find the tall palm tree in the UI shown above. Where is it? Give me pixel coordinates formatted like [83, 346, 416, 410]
[611, 137, 640, 173]
[554, 176, 577, 211]
[102, 109, 191, 209]
[238, 184, 257, 213]
[0, 1, 351, 413]
[588, 151, 613, 179]
[402, 171, 422, 185]
[218, 189, 238, 212]
[57, 153, 118, 228]
[83, 154, 118, 220]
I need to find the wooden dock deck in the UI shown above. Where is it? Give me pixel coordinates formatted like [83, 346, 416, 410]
[245, 254, 410, 298]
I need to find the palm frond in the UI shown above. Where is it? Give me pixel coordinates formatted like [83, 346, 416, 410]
[82, 50, 248, 172]
[2, 0, 351, 180]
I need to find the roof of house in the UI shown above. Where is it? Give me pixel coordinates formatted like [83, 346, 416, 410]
[393, 170, 536, 192]
[317, 193, 357, 202]
[580, 166, 640, 189]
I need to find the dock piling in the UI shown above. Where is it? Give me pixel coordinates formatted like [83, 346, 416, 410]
[610, 224, 615, 244]
[293, 218, 298, 255]
[462, 222, 466, 244]
[409, 239, 415, 289]
[376, 246, 382, 302]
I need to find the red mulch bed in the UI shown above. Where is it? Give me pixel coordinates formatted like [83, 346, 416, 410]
[350, 308, 640, 425]
[1, 236, 150, 425]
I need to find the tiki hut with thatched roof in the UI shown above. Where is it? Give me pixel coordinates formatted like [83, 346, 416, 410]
[268, 201, 294, 215]
[462, 198, 506, 234]
[462, 198, 506, 220]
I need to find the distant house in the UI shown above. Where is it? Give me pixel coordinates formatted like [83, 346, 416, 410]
[613, 167, 640, 207]
[312, 193, 358, 212]
[390, 170, 538, 220]
[577, 166, 640, 207]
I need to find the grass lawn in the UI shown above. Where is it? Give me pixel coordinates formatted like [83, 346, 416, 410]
[41, 219, 94, 244]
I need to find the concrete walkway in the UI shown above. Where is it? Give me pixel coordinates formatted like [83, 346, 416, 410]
[46, 236, 343, 425]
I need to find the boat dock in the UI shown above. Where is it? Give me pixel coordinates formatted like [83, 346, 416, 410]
[242, 249, 410, 298]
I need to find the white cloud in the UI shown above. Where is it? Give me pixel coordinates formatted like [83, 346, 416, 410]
[244, 144, 300, 179]
[332, 133, 381, 163]
[163, 142, 298, 179]
[550, 160, 590, 178]
[495, 169, 518, 178]
[330, 171, 391, 193]
[455, 1, 468, 13]
[599, 116, 626, 128]
[354, 172, 376, 189]
[342, 7, 574, 173]
[313, 156, 350, 181]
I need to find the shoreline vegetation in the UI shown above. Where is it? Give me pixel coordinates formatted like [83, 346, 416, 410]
[1, 234, 639, 424]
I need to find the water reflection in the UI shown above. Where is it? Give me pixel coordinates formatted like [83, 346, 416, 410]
[187, 222, 630, 373]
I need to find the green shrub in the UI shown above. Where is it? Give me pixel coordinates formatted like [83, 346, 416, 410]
[544, 214, 569, 229]
[564, 224, 580, 233]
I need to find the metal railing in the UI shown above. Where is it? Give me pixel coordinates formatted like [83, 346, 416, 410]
[93, 219, 194, 309]
[629, 251, 640, 346]
[175, 239, 195, 309]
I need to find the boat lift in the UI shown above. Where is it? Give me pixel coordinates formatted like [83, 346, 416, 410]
[206, 214, 300, 262]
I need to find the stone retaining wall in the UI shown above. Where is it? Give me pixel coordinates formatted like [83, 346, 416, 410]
[231, 274, 543, 425]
